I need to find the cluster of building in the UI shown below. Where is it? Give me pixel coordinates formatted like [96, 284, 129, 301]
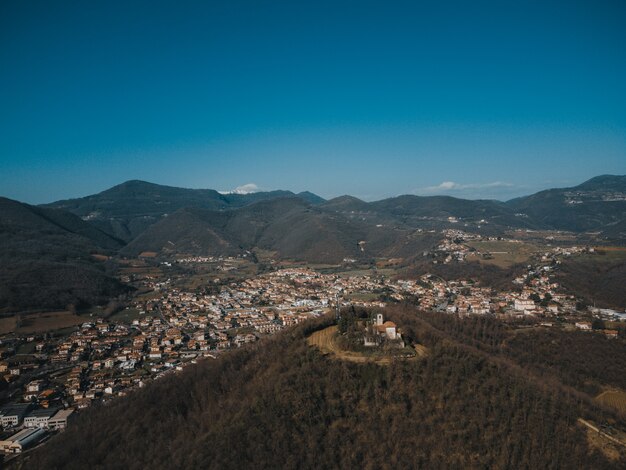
[432, 229, 594, 266]
[0, 234, 623, 455]
[0, 402, 72, 454]
[0, 268, 377, 446]
[434, 229, 484, 263]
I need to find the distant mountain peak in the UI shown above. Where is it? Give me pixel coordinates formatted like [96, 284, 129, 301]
[322, 195, 368, 211]
[330, 195, 364, 203]
[296, 191, 326, 205]
[108, 179, 163, 190]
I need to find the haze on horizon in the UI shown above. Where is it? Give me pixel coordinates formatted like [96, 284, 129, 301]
[1, 0, 625, 204]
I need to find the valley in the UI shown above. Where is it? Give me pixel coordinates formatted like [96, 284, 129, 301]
[1, 176, 625, 467]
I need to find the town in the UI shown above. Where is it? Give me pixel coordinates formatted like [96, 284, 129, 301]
[0, 229, 624, 458]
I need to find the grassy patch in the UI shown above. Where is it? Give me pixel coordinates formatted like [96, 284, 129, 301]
[573, 247, 626, 264]
[467, 240, 540, 268]
[109, 308, 147, 323]
[0, 316, 16, 335]
[0, 311, 86, 335]
[16, 341, 37, 354]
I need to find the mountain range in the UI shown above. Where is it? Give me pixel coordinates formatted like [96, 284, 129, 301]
[507, 175, 626, 232]
[44, 180, 325, 242]
[1, 175, 625, 311]
[43, 175, 626, 246]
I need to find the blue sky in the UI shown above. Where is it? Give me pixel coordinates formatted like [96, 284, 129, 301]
[1, 0, 625, 203]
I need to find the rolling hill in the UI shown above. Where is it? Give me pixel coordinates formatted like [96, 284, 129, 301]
[121, 197, 422, 263]
[319, 176, 626, 237]
[321, 195, 371, 212]
[44, 180, 326, 242]
[26, 308, 625, 469]
[32, 175, 626, 266]
[41, 175, 626, 253]
[0, 197, 130, 312]
[321, 194, 542, 232]
[506, 175, 626, 233]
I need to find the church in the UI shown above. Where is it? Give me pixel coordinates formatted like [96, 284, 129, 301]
[363, 313, 403, 347]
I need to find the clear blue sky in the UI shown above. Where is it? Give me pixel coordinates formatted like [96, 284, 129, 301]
[1, 0, 625, 203]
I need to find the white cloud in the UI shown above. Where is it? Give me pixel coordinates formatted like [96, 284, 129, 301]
[218, 183, 260, 195]
[418, 181, 514, 193]
[233, 183, 259, 194]
[412, 181, 525, 200]
[437, 181, 458, 190]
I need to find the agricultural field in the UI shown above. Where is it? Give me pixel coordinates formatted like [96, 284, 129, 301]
[333, 267, 397, 277]
[0, 316, 16, 335]
[118, 257, 164, 278]
[119, 266, 163, 276]
[574, 246, 626, 263]
[177, 270, 254, 290]
[466, 240, 540, 268]
[596, 389, 626, 415]
[0, 311, 86, 335]
[506, 229, 578, 243]
[108, 308, 158, 323]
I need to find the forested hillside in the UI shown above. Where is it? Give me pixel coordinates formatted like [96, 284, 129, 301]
[120, 198, 426, 263]
[42, 175, 626, 248]
[0, 198, 129, 312]
[25, 309, 625, 469]
[506, 175, 626, 234]
[43, 180, 325, 242]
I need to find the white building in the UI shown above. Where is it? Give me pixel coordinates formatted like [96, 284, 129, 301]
[48, 409, 74, 429]
[0, 427, 47, 453]
[514, 299, 536, 313]
[0, 404, 31, 428]
[24, 408, 60, 429]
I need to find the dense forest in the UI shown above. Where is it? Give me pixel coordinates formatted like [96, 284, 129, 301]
[390, 307, 626, 402]
[24, 308, 625, 469]
[555, 258, 626, 309]
[0, 197, 129, 312]
[0, 260, 130, 312]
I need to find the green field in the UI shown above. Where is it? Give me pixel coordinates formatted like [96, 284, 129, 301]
[108, 308, 158, 323]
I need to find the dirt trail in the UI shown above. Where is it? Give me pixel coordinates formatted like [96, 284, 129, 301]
[578, 418, 626, 449]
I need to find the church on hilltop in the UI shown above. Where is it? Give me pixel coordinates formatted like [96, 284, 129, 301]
[363, 313, 404, 347]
